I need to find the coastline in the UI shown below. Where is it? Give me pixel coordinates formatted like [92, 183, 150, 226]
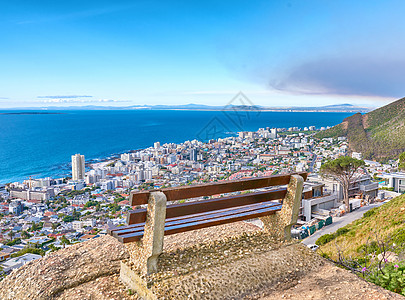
[0, 110, 352, 184]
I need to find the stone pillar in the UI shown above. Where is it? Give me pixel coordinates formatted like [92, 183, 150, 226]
[125, 191, 167, 275]
[260, 175, 304, 241]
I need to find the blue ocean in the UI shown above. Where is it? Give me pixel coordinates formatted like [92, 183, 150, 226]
[0, 110, 352, 184]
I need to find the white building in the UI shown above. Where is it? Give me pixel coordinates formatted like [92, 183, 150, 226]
[381, 172, 405, 193]
[352, 152, 363, 160]
[72, 154, 85, 181]
[101, 180, 115, 190]
[72, 219, 96, 231]
[301, 182, 337, 221]
[1, 253, 42, 273]
[9, 200, 23, 215]
[318, 174, 378, 200]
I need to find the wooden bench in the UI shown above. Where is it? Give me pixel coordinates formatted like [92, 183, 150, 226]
[108, 172, 307, 275]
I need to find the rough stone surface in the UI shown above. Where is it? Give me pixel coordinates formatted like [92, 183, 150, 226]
[128, 241, 324, 299]
[123, 238, 405, 300]
[57, 274, 139, 300]
[0, 221, 403, 300]
[260, 174, 303, 240]
[259, 262, 404, 300]
[0, 235, 130, 300]
[0, 222, 258, 300]
[163, 220, 260, 252]
[147, 231, 289, 284]
[125, 191, 167, 276]
[125, 214, 262, 276]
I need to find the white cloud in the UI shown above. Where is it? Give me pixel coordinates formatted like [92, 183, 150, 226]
[40, 98, 127, 104]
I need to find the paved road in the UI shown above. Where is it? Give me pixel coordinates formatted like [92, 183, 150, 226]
[309, 153, 317, 173]
[302, 202, 383, 246]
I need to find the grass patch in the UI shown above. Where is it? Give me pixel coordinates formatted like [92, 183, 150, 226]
[319, 194, 405, 259]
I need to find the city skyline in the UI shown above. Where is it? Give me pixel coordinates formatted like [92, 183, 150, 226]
[1, 1, 405, 108]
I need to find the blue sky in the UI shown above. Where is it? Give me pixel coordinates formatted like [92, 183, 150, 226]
[1, 0, 405, 108]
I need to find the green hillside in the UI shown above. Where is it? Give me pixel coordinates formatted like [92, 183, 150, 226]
[318, 194, 405, 259]
[317, 194, 405, 296]
[316, 97, 405, 160]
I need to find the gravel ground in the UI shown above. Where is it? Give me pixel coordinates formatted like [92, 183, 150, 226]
[0, 235, 129, 300]
[261, 262, 404, 300]
[57, 274, 139, 300]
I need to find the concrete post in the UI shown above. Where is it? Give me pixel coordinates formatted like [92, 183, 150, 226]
[125, 191, 167, 275]
[260, 175, 304, 241]
[143, 191, 167, 274]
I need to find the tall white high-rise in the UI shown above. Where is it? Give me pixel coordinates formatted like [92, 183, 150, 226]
[71, 154, 85, 181]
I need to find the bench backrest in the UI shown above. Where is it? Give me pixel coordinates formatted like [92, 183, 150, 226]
[126, 172, 308, 225]
[111, 173, 306, 275]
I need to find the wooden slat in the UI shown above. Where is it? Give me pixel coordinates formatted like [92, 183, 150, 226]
[112, 201, 281, 237]
[117, 204, 281, 243]
[110, 202, 260, 234]
[125, 207, 147, 225]
[127, 188, 287, 225]
[112, 200, 277, 234]
[130, 172, 307, 205]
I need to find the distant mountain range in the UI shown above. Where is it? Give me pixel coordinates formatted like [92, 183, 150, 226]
[316, 97, 405, 161]
[4, 103, 373, 112]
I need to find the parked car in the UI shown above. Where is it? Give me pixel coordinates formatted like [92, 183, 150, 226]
[307, 244, 319, 251]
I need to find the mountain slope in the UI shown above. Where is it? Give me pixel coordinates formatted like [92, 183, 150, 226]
[319, 194, 405, 259]
[316, 97, 405, 160]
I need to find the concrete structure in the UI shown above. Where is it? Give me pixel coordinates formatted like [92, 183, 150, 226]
[320, 175, 378, 200]
[0, 253, 42, 273]
[71, 153, 85, 181]
[300, 181, 338, 221]
[381, 172, 405, 193]
[0, 250, 12, 261]
[120, 234, 322, 300]
[349, 175, 379, 198]
[68, 180, 85, 191]
[260, 174, 304, 240]
[301, 194, 337, 221]
[10, 188, 54, 201]
[72, 219, 96, 231]
[125, 191, 167, 276]
[26, 177, 52, 188]
[189, 148, 198, 161]
[351, 152, 363, 160]
[8, 200, 23, 215]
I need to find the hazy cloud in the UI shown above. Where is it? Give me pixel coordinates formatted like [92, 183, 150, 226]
[37, 95, 93, 99]
[0, 97, 9, 100]
[270, 57, 405, 98]
[181, 91, 238, 95]
[176, 90, 276, 96]
[39, 98, 126, 104]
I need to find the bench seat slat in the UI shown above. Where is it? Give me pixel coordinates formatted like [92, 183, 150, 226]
[111, 201, 281, 237]
[116, 204, 282, 243]
[108, 201, 272, 234]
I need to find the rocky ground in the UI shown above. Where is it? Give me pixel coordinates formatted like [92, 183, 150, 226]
[0, 221, 403, 299]
[260, 262, 404, 300]
[0, 234, 132, 300]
